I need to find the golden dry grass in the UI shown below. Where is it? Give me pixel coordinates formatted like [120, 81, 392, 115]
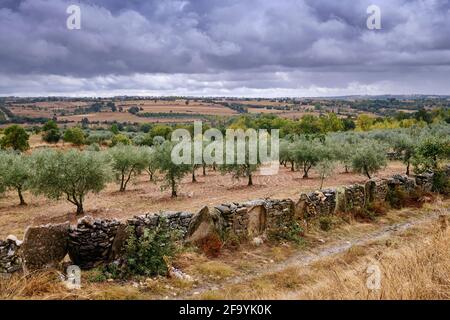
[0, 200, 448, 300]
[197, 209, 450, 300]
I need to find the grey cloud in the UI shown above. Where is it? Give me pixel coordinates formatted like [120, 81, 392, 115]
[0, 0, 450, 95]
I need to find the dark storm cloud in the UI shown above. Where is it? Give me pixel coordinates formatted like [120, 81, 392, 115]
[0, 0, 450, 96]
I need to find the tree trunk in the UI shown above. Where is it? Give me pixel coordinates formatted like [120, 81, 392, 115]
[303, 164, 311, 179]
[248, 174, 253, 186]
[364, 165, 371, 179]
[320, 177, 324, 190]
[171, 179, 177, 197]
[291, 161, 295, 171]
[120, 172, 125, 192]
[76, 203, 84, 215]
[406, 162, 410, 176]
[345, 165, 349, 173]
[192, 167, 197, 183]
[18, 187, 26, 206]
[202, 163, 206, 176]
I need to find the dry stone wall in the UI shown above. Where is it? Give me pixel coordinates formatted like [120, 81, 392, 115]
[297, 189, 336, 218]
[0, 236, 22, 274]
[68, 216, 123, 269]
[0, 171, 442, 274]
[128, 211, 193, 238]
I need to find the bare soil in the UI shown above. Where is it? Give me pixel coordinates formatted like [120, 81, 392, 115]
[0, 162, 406, 238]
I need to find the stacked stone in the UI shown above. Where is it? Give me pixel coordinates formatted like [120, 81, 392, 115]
[415, 172, 434, 192]
[213, 199, 295, 238]
[214, 203, 250, 236]
[388, 174, 417, 194]
[128, 211, 193, 238]
[343, 184, 366, 212]
[297, 190, 336, 218]
[0, 235, 22, 274]
[264, 199, 295, 232]
[365, 179, 389, 203]
[231, 206, 250, 238]
[68, 216, 122, 269]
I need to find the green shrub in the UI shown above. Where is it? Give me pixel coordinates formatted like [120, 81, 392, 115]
[268, 222, 305, 245]
[319, 216, 333, 231]
[432, 169, 450, 195]
[120, 221, 178, 278]
[386, 187, 408, 209]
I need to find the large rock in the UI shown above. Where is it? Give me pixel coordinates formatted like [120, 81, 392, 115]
[185, 206, 224, 243]
[21, 222, 70, 271]
[247, 205, 267, 237]
[0, 235, 22, 274]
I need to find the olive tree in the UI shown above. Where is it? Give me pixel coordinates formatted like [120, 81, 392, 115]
[109, 145, 148, 192]
[279, 140, 295, 171]
[328, 134, 356, 173]
[31, 149, 111, 215]
[63, 127, 86, 146]
[154, 141, 191, 197]
[351, 141, 387, 179]
[220, 137, 262, 186]
[291, 138, 322, 178]
[142, 147, 159, 182]
[0, 125, 30, 151]
[412, 136, 450, 172]
[316, 159, 336, 190]
[392, 133, 415, 175]
[0, 152, 32, 205]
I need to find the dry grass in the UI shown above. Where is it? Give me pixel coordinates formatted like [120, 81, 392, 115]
[0, 200, 448, 300]
[197, 209, 450, 300]
[192, 261, 237, 280]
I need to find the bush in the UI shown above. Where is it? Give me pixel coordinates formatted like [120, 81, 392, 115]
[268, 222, 305, 245]
[319, 216, 333, 231]
[0, 125, 30, 151]
[42, 128, 61, 144]
[432, 169, 450, 195]
[120, 222, 178, 277]
[63, 127, 85, 146]
[111, 134, 131, 147]
[196, 234, 223, 258]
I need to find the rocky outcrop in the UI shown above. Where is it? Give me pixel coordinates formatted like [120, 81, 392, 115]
[21, 222, 70, 271]
[68, 216, 123, 269]
[0, 235, 22, 274]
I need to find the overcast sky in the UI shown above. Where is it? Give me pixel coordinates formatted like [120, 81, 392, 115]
[1, 0, 450, 97]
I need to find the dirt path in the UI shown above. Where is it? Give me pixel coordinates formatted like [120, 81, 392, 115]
[179, 208, 446, 299]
